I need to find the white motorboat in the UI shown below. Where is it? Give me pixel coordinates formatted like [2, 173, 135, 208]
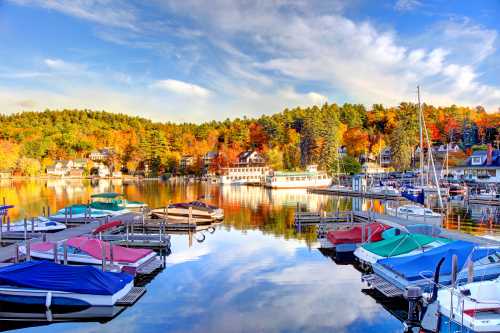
[386, 204, 443, 226]
[151, 201, 224, 223]
[0, 261, 135, 307]
[421, 277, 500, 333]
[2, 217, 66, 233]
[368, 185, 400, 196]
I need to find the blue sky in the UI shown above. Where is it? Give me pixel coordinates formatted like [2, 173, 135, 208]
[0, 0, 499, 122]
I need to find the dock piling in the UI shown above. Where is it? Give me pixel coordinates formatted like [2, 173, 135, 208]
[14, 243, 19, 263]
[53, 243, 59, 263]
[47, 206, 51, 217]
[23, 218, 27, 241]
[26, 239, 31, 261]
[31, 217, 35, 233]
[63, 241, 68, 265]
[7, 216, 10, 231]
[101, 243, 106, 271]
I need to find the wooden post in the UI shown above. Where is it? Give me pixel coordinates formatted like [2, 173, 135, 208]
[53, 243, 58, 263]
[69, 207, 73, 219]
[23, 217, 27, 241]
[159, 221, 163, 244]
[42, 206, 46, 217]
[31, 217, 35, 233]
[101, 243, 106, 271]
[109, 242, 114, 265]
[188, 206, 193, 225]
[47, 206, 51, 217]
[457, 215, 461, 230]
[63, 241, 68, 265]
[26, 239, 31, 261]
[7, 216, 10, 231]
[14, 243, 19, 263]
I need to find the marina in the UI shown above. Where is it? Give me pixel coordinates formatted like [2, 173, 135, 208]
[0, 179, 498, 332]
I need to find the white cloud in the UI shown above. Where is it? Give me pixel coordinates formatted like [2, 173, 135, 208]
[44, 58, 83, 72]
[152, 79, 211, 98]
[9, 0, 140, 31]
[394, 0, 422, 12]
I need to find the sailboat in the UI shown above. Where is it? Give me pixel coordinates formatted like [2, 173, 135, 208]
[397, 86, 444, 224]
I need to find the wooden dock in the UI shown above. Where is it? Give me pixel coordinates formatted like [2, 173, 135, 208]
[295, 209, 499, 247]
[308, 188, 404, 200]
[0, 220, 103, 262]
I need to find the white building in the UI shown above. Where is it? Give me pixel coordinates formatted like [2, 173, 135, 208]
[220, 151, 269, 185]
[264, 165, 331, 189]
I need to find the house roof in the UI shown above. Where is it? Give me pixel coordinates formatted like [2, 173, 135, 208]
[464, 149, 500, 167]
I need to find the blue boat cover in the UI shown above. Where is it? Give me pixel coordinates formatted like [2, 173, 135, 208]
[0, 261, 133, 295]
[401, 188, 425, 205]
[378, 241, 498, 281]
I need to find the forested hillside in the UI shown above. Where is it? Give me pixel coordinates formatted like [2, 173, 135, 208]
[0, 103, 498, 176]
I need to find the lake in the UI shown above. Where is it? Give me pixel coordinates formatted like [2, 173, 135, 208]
[0, 179, 498, 333]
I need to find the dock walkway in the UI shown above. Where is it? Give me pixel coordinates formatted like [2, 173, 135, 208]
[308, 188, 404, 200]
[0, 220, 103, 262]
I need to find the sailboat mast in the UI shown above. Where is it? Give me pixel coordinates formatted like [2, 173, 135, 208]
[418, 86, 424, 187]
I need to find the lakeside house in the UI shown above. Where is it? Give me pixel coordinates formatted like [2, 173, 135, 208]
[452, 144, 500, 183]
[180, 155, 195, 172]
[89, 148, 114, 161]
[202, 151, 218, 176]
[0, 171, 11, 179]
[46, 160, 77, 177]
[220, 151, 270, 185]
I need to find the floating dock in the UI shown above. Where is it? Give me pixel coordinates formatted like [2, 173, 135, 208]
[308, 188, 404, 200]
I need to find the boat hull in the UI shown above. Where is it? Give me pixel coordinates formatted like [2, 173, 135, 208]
[0, 280, 133, 307]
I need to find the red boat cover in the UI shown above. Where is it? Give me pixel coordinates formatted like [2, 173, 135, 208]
[327, 223, 388, 245]
[31, 237, 153, 263]
[93, 220, 123, 234]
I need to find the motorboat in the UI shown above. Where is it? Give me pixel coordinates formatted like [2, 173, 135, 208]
[151, 201, 224, 223]
[386, 204, 443, 226]
[21, 237, 160, 275]
[372, 241, 500, 293]
[48, 204, 129, 223]
[0, 261, 134, 307]
[354, 233, 451, 265]
[90, 192, 147, 209]
[1, 217, 66, 233]
[326, 223, 388, 248]
[421, 277, 500, 333]
[368, 185, 400, 196]
[0, 302, 125, 324]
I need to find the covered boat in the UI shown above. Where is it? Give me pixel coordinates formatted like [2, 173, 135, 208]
[386, 204, 443, 226]
[326, 223, 388, 247]
[91, 192, 147, 209]
[354, 233, 451, 265]
[151, 201, 224, 223]
[2, 217, 66, 233]
[372, 241, 500, 292]
[0, 261, 133, 307]
[21, 237, 159, 275]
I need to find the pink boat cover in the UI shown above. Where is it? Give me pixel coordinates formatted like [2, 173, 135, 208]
[31, 237, 153, 263]
[327, 223, 388, 245]
[67, 237, 153, 263]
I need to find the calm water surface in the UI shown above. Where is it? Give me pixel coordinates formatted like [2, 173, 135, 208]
[0, 179, 497, 333]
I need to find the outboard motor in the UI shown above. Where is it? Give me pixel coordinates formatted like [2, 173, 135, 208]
[419, 257, 446, 332]
[405, 286, 423, 328]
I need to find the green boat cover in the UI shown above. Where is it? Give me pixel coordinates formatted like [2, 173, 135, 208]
[361, 234, 450, 258]
[90, 201, 124, 211]
[90, 192, 122, 199]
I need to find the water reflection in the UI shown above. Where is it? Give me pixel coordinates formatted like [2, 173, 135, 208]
[0, 180, 497, 332]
